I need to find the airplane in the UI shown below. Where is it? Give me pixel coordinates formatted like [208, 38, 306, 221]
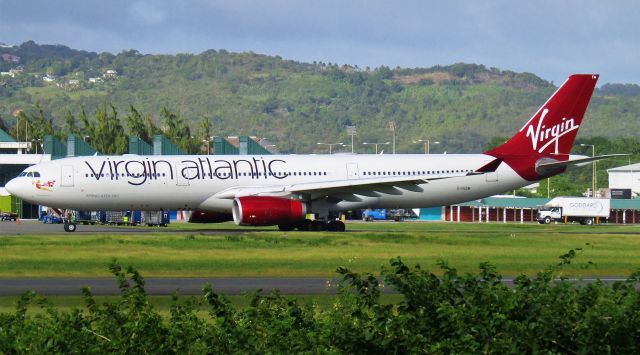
[6, 74, 620, 232]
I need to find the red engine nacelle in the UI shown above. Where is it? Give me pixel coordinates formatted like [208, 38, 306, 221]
[232, 196, 307, 226]
[189, 210, 233, 223]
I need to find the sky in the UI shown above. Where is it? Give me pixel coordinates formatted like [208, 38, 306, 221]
[1, 0, 639, 85]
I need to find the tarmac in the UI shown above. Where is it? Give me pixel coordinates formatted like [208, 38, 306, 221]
[0, 220, 341, 296]
[0, 277, 341, 296]
[0, 220, 633, 296]
[1, 219, 153, 234]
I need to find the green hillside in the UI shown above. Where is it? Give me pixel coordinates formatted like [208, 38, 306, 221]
[1, 41, 639, 154]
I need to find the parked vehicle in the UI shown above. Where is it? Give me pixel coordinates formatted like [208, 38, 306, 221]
[537, 197, 610, 225]
[390, 209, 419, 222]
[0, 211, 18, 221]
[76, 211, 100, 225]
[141, 211, 170, 226]
[362, 209, 386, 221]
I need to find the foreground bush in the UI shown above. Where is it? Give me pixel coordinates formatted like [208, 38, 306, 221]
[1, 251, 640, 353]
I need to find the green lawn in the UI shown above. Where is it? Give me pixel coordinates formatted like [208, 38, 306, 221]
[1, 222, 640, 278]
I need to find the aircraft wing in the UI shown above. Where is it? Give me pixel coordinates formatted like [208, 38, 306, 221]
[213, 171, 474, 202]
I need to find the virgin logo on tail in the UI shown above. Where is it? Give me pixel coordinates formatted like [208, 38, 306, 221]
[525, 108, 579, 154]
[485, 74, 599, 181]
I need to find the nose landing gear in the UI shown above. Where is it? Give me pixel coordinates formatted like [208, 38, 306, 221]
[64, 221, 77, 232]
[63, 209, 77, 232]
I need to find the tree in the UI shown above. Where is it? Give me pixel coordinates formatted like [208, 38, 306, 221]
[10, 104, 54, 152]
[0, 114, 9, 132]
[160, 107, 198, 154]
[82, 104, 127, 155]
[64, 110, 82, 140]
[196, 116, 212, 154]
[124, 105, 159, 143]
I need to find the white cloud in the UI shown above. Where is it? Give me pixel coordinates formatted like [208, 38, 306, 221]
[128, 2, 168, 25]
[0, 0, 638, 84]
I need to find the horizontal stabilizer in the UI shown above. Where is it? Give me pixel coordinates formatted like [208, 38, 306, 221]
[475, 158, 502, 173]
[536, 154, 628, 175]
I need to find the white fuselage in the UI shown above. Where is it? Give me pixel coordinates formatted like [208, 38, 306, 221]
[7, 153, 529, 213]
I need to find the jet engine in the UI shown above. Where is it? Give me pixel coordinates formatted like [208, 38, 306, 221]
[232, 196, 307, 226]
[189, 210, 233, 223]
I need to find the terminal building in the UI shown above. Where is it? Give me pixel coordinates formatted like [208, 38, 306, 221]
[0, 128, 51, 218]
[607, 163, 640, 198]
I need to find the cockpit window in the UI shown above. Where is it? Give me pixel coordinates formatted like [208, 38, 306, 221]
[33, 172, 40, 177]
[27, 172, 33, 177]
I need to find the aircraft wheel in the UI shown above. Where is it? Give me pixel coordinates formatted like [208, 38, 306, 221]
[327, 220, 346, 232]
[296, 219, 311, 231]
[309, 220, 325, 231]
[64, 223, 77, 233]
[278, 223, 295, 231]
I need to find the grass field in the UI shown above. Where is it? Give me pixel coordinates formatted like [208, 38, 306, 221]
[2, 222, 640, 278]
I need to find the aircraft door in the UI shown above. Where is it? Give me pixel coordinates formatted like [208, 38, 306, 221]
[176, 164, 190, 186]
[485, 171, 498, 182]
[346, 163, 360, 179]
[61, 165, 74, 187]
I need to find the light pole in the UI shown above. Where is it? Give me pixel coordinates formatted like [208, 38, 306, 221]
[362, 141, 390, 154]
[202, 139, 211, 155]
[388, 121, 396, 154]
[346, 126, 357, 153]
[32, 138, 41, 154]
[413, 139, 440, 154]
[317, 142, 343, 154]
[581, 144, 596, 197]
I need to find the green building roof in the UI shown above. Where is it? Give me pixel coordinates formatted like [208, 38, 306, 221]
[0, 128, 16, 142]
[455, 197, 640, 210]
[611, 199, 640, 209]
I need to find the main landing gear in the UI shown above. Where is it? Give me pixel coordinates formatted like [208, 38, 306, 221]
[278, 219, 346, 232]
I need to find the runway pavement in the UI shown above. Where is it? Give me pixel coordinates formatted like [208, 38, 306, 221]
[0, 276, 630, 296]
[0, 219, 153, 235]
[0, 277, 341, 296]
[0, 219, 255, 235]
[1, 220, 633, 296]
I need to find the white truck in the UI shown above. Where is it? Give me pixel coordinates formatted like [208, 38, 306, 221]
[537, 197, 610, 225]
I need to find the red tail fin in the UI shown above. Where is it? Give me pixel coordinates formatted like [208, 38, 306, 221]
[485, 74, 599, 180]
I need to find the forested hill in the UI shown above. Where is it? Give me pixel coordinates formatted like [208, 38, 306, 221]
[1, 41, 639, 154]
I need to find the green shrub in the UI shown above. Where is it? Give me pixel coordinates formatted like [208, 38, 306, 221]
[1, 251, 639, 353]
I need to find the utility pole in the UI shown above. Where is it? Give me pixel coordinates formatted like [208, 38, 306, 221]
[362, 142, 390, 154]
[317, 142, 343, 154]
[388, 121, 396, 154]
[581, 144, 596, 197]
[346, 126, 356, 153]
[414, 139, 440, 154]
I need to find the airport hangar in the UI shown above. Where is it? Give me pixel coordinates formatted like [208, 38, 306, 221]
[3, 127, 640, 224]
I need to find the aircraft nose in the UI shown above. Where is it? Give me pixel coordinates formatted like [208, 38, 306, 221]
[5, 178, 24, 198]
